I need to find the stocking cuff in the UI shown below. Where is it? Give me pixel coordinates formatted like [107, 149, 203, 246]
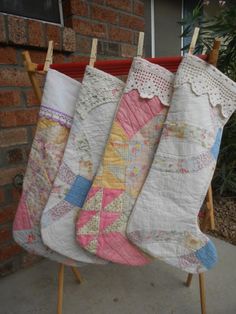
[40, 69, 81, 127]
[175, 54, 236, 120]
[124, 57, 174, 106]
[75, 66, 125, 119]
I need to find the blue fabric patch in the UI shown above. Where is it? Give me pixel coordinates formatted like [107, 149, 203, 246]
[65, 175, 92, 207]
[195, 241, 217, 269]
[211, 128, 222, 160]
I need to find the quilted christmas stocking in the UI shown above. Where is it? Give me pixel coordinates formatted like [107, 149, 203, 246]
[127, 54, 236, 273]
[41, 66, 124, 264]
[76, 57, 174, 265]
[13, 69, 83, 266]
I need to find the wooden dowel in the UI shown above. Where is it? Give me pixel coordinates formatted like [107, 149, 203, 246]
[71, 267, 82, 284]
[186, 273, 193, 287]
[188, 27, 200, 54]
[137, 32, 144, 57]
[207, 186, 215, 230]
[43, 40, 54, 72]
[199, 273, 206, 314]
[57, 264, 65, 314]
[208, 39, 221, 66]
[202, 39, 221, 232]
[89, 38, 98, 67]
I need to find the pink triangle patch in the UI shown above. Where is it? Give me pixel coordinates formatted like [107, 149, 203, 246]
[102, 188, 123, 209]
[99, 211, 121, 231]
[13, 192, 32, 231]
[86, 187, 101, 201]
[77, 211, 98, 230]
[78, 234, 96, 248]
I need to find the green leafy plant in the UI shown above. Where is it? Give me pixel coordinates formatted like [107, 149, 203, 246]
[179, 2, 236, 196]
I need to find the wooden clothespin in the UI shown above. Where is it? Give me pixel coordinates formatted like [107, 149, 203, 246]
[137, 32, 145, 57]
[208, 39, 221, 67]
[188, 27, 200, 54]
[43, 40, 54, 72]
[89, 38, 98, 67]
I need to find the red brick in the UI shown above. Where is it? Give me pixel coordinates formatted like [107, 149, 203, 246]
[0, 68, 30, 87]
[0, 90, 21, 107]
[0, 188, 5, 204]
[11, 187, 22, 202]
[29, 50, 48, 64]
[91, 5, 119, 24]
[63, 27, 76, 52]
[76, 36, 92, 54]
[0, 14, 7, 43]
[71, 18, 106, 38]
[120, 14, 145, 31]
[0, 109, 39, 128]
[0, 204, 18, 223]
[0, 128, 28, 148]
[29, 50, 64, 67]
[28, 20, 46, 48]
[25, 90, 39, 107]
[106, 0, 132, 12]
[0, 167, 25, 186]
[98, 41, 120, 57]
[108, 26, 132, 43]
[7, 148, 24, 164]
[8, 16, 27, 45]
[53, 52, 65, 64]
[0, 244, 22, 262]
[66, 55, 89, 63]
[63, 0, 89, 17]
[134, 1, 145, 16]
[121, 44, 137, 58]
[46, 24, 62, 51]
[0, 226, 12, 245]
[0, 47, 17, 64]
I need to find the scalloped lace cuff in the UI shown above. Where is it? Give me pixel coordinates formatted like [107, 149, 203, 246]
[175, 54, 236, 119]
[124, 57, 174, 106]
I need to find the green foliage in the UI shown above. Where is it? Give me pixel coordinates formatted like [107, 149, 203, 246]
[179, 2, 236, 197]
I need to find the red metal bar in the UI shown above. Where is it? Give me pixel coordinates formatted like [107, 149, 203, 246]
[37, 55, 208, 77]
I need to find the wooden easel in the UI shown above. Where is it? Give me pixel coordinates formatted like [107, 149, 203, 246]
[185, 28, 221, 314]
[22, 31, 218, 314]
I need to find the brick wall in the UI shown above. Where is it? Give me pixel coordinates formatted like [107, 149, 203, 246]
[0, 0, 145, 276]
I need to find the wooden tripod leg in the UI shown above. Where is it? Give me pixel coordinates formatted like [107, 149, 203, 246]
[207, 185, 215, 230]
[57, 264, 65, 314]
[202, 185, 215, 232]
[185, 273, 193, 287]
[199, 273, 206, 314]
[22, 51, 42, 103]
[71, 267, 82, 284]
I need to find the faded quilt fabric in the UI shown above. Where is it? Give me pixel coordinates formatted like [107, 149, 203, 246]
[13, 69, 83, 266]
[41, 67, 124, 264]
[76, 58, 174, 265]
[127, 55, 236, 273]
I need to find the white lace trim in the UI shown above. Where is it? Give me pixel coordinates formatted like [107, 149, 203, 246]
[39, 105, 73, 128]
[175, 54, 236, 119]
[76, 66, 125, 119]
[124, 57, 174, 106]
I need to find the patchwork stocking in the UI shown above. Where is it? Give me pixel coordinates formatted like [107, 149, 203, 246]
[13, 69, 82, 266]
[41, 67, 124, 264]
[127, 55, 236, 273]
[76, 58, 174, 265]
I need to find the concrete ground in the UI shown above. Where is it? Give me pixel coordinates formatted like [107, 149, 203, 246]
[0, 237, 235, 314]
